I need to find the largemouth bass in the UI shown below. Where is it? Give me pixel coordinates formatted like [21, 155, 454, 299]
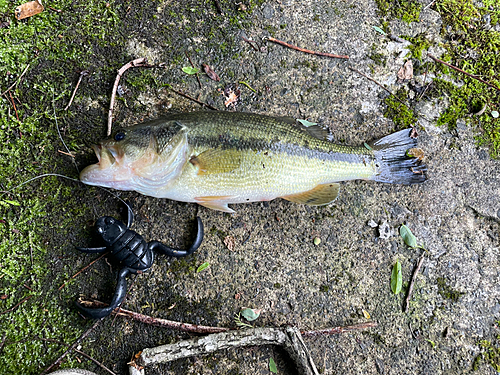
[80, 111, 426, 213]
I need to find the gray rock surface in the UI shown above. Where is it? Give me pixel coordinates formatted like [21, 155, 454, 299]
[72, 1, 500, 374]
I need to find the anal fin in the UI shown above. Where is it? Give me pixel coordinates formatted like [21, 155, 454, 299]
[282, 183, 340, 206]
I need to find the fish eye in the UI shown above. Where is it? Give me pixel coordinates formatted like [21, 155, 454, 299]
[114, 132, 126, 141]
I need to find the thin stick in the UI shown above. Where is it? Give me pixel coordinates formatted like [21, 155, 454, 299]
[40, 318, 102, 375]
[36, 337, 117, 375]
[265, 37, 349, 59]
[0, 332, 6, 354]
[58, 252, 109, 290]
[167, 86, 218, 111]
[301, 321, 378, 337]
[348, 66, 409, 107]
[1, 63, 30, 96]
[8, 91, 19, 122]
[427, 54, 500, 92]
[57, 150, 75, 157]
[64, 70, 89, 111]
[54, 96, 79, 173]
[241, 36, 260, 52]
[79, 298, 229, 334]
[0, 295, 32, 315]
[404, 252, 425, 313]
[185, 52, 202, 88]
[108, 58, 150, 136]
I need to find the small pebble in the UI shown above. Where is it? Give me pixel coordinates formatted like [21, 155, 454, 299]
[313, 237, 321, 245]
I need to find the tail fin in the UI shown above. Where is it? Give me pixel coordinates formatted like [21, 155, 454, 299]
[371, 129, 427, 185]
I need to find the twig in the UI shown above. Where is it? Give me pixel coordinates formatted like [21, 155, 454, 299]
[423, 0, 435, 11]
[0, 332, 7, 354]
[36, 337, 117, 375]
[348, 66, 409, 107]
[132, 327, 320, 375]
[54, 96, 79, 173]
[427, 54, 500, 92]
[58, 252, 108, 290]
[241, 36, 260, 52]
[404, 252, 425, 313]
[57, 150, 75, 157]
[0, 295, 32, 315]
[64, 70, 89, 110]
[79, 298, 229, 334]
[108, 58, 151, 136]
[265, 37, 349, 59]
[301, 321, 378, 337]
[167, 85, 218, 110]
[1, 63, 30, 96]
[40, 318, 103, 375]
[185, 52, 202, 89]
[8, 91, 19, 122]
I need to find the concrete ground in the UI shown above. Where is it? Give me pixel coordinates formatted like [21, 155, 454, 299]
[61, 1, 500, 374]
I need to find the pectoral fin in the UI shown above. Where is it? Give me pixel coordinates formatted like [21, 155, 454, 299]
[282, 183, 340, 206]
[195, 196, 236, 213]
[189, 149, 241, 175]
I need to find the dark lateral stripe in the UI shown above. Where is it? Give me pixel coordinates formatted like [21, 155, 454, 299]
[188, 134, 371, 164]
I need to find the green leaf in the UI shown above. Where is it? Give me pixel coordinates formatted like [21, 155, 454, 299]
[269, 357, 277, 373]
[399, 224, 417, 248]
[391, 261, 402, 294]
[1, 200, 21, 206]
[240, 307, 262, 321]
[296, 119, 317, 127]
[363, 142, 373, 151]
[196, 262, 210, 273]
[373, 26, 387, 35]
[182, 66, 200, 75]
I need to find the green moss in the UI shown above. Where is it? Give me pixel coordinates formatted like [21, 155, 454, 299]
[383, 89, 418, 128]
[369, 51, 387, 66]
[374, 0, 422, 23]
[436, 277, 465, 302]
[473, 340, 500, 371]
[319, 284, 329, 293]
[404, 34, 431, 61]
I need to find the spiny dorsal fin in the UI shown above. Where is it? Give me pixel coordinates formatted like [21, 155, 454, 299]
[189, 148, 241, 175]
[282, 183, 340, 206]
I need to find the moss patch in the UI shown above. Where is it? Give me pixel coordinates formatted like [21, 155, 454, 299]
[374, 0, 422, 23]
[436, 277, 465, 302]
[473, 340, 500, 371]
[383, 89, 418, 128]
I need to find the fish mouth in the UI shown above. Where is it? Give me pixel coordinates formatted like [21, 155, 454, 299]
[92, 144, 117, 168]
[79, 144, 129, 187]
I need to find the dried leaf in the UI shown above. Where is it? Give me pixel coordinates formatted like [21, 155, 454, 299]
[223, 235, 236, 250]
[182, 66, 200, 75]
[202, 63, 220, 81]
[241, 307, 262, 321]
[269, 357, 278, 373]
[399, 224, 417, 248]
[362, 309, 371, 319]
[196, 262, 210, 273]
[397, 60, 413, 81]
[15, 0, 44, 20]
[391, 260, 402, 294]
[223, 84, 241, 107]
[406, 148, 425, 161]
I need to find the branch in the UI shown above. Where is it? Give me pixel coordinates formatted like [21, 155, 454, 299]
[132, 327, 320, 375]
[427, 54, 500, 92]
[404, 252, 425, 313]
[265, 37, 349, 59]
[79, 298, 229, 334]
[108, 58, 151, 136]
